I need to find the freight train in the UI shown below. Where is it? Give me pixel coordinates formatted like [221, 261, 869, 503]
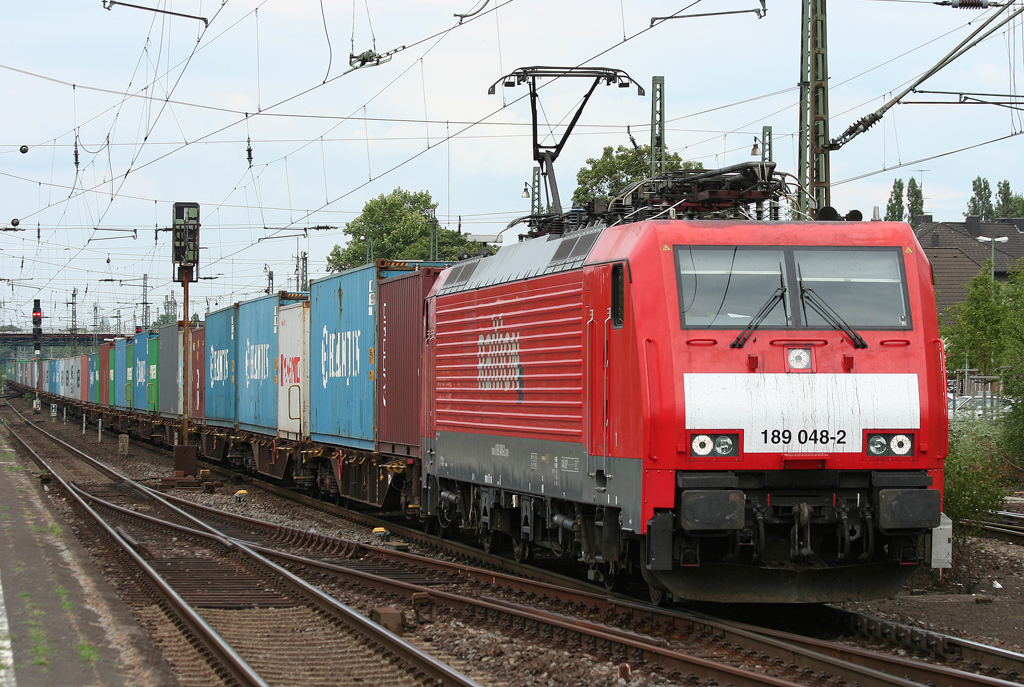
[5, 163, 951, 604]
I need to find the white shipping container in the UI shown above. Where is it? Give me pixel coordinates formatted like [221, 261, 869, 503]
[277, 300, 310, 441]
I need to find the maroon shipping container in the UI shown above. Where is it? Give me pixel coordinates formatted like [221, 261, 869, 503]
[99, 342, 112, 407]
[377, 268, 443, 457]
[190, 326, 206, 420]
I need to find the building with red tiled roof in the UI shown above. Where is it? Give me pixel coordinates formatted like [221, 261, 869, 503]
[914, 216, 1024, 318]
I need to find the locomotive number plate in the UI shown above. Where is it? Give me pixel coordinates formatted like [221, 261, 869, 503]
[759, 429, 848, 446]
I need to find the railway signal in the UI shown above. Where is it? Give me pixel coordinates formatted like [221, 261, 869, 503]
[172, 202, 199, 472]
[32, 298, 42, 355]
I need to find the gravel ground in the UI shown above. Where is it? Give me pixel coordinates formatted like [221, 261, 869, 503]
[843, 497, 1024, 653]
[10, 397, 1024, 685]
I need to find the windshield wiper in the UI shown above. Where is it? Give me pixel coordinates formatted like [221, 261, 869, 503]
[800, 287, 868, 348]
[731, 286, 786, 348]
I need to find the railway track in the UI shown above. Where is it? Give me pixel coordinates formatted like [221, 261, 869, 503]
[1, 404, 481, 687]
[5, 398, 1024, 687]
[977, 512, 1024, 543]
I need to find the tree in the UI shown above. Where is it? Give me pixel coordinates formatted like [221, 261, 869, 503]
[151, 294, 178, 327]
[884, 178, 904, 222]
[942, 262, 1005, 376]
[1000, 259, 1024, 459]
[995, 180, 1024, 219]
[906, 177, 923, 225]
[966, 176, 994, 221]
[325, 188, 479, 273]
[571, 144, 701, 205]
[944, 416, 1005, 540]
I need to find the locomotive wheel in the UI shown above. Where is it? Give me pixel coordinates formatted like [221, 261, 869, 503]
[511, 535, 531, 564]
[602, 565, 628, 593]
[480, 530, 501, 555]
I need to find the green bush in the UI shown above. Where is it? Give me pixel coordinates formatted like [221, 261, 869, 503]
[943, 416, 1006, 536]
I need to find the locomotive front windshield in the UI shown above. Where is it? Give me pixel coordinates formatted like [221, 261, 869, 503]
[675, 246, 910, 330]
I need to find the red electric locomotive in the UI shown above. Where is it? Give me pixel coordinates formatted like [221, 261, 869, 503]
[420, 165, 948, 603]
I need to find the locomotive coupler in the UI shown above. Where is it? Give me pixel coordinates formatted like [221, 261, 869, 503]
[790, 502, 813, 562]
[836, 502, 851, 562]
[859, 506, 876, 562]
[752, 506, 766, 563]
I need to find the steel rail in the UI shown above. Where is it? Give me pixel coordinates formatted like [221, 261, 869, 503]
[2, 403, 484, 687]
[827, 606, 1024, 680]
[169, 452, 1024, 687]
[0, 412, 270, 687]
[10, 395, 1024, 687]
[694, 611, 1024, 687]
[72, 485, 486, 687]
[153, 494, 1023, 687]
[197, 462, 607, 592]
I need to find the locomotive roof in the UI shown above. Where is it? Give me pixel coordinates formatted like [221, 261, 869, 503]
[435, 217, 921, 297]
[437, 223, 605, 296]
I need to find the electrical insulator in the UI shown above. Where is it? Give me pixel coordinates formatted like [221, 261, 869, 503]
[951, 0, 989, 8]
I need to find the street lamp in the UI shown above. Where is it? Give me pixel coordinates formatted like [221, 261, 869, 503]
[976, 235, 1009, 280]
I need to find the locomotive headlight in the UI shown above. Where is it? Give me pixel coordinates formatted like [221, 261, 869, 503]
[890, 434, 912, 455]
[714, 435, 734, 455]
[692, 434, 713, 456]
[868, 435, 888, 455]
[787, 347, 812, 370]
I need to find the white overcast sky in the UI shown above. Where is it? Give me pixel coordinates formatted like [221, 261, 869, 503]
[3, 0, 1024, 333]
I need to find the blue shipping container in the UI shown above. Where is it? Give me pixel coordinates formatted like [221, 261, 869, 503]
[236, 293, 304, 435]
[88, 353, 98, 404]
[310, 265, 378, 449]
[133, 333, 150, 412]
[114, 339, 127, 409]
[205, 304, 237, 427]
[308, 262, 433, 449]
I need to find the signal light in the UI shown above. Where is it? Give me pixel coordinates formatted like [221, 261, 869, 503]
[135, 326, 143, 334]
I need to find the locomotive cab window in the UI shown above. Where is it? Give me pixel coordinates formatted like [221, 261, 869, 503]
[675, 247, 790, 328]
[612, 263, 625, 329]
[675, 245, 911, 330]
[793, 248, 910, 329]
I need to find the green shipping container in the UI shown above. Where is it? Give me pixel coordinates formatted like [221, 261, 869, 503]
[108, 346, 115, 406]
[148, 333, 159, 413]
